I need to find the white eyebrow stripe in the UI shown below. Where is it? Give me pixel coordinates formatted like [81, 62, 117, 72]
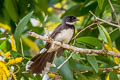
[66, 22, 75, 25]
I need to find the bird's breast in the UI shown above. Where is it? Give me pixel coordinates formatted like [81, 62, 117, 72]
[55, 28, 74, 43]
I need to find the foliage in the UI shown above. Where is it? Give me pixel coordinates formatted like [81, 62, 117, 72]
[0, 0, 120, 80]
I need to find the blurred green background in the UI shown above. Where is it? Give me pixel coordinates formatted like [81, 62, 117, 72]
[0, 0, 120, 80]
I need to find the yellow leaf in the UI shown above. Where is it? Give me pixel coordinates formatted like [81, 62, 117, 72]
[114, 57, 119, 64]
[104, 44, 120, 64]
[48, 7, 53, 12]
[15, 57, 22, 63]
[106, 73, 110, 80]
[7, 59, 15, 65]
[48, 73, 56, 77]
[36, 20, 41, 26]
[0, 23, 11, 31]
[7, 57, 22, 65]
[0, 74, 2, 80]
[113, 48, 120, 64]
[4, 51, 11, 59]
[46, 22, 60, 31]
[117, 68, 120, 73]
[0, 51, 3, 55]
[10, 35, 17, 51]
[0, 61, 10, 77]
[22, 36, 39, 53]
[12, 73, 17, 80]
[76, 16, 84, 24]
[113, 47, 120, 53]
[62, 0, 66, 4]
[104, 44, 112, 51]
[2, 71, 7, 80]
[54, 3, 61, 8]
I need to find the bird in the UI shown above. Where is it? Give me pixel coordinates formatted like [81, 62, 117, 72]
[26, 16, 79, 74]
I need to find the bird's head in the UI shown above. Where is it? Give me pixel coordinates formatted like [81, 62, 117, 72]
[62, 16, 79, 25]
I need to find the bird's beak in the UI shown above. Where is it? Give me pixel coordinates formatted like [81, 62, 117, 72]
[75, 19, 79, 21]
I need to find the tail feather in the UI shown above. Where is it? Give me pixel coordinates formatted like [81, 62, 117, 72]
[30, 53, 47, 73]
[26, 51, 55, 74]
[31, 48, 47, 61]
[36, 52, 50, 73]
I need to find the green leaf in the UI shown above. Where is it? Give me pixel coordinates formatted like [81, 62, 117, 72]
[97, 0, 105, 10]
[31, 27, 44, 34]
[0, 38, 11, 52]
[18, 0, 35, 17]
[72, 54, 81, 60]
[36, 74, 42, 80]
[95, 6, 104, 16]
[34, 12, 45, 23]
[14, 11, 33, 52]
[96, 55, 116, 66]
[76, 36, 101, 48]
[109, 71, 119, 80]
[70, 59, 92, 71]
[72, 0, 85, 3]
[87, 56, 98, 73]
[77, 72, 88, 80]
[110, 28, 120, 42]
[98, 25, 112, 47]
[54, 56, 74, 80]
[4, 0, 18, 22]
[0, 40, 7, 50]
[62, 1, 97, 17]
[70, 62, 90, 80]
[48, 0, 62, 7]
[37, 0, 48, 12]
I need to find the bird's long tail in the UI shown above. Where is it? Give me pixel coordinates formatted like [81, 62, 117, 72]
[26, 51, 55, 74]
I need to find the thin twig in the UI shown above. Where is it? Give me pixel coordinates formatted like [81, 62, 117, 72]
[53, 6, 66, 11]
[108, 0, 115, 12]
[28, 32, 120, 57]
[80, 64, 120, 73]
[73, 22, 103, 40]
[20, 38, 24, 57]
[57, 52, 74, 69]
[44, 28, 51, 39]
[89, 11, 120, 28]
[108, 0, 120, 27]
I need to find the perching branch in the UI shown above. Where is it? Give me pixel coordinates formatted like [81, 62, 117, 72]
[28, 32, 120, 57]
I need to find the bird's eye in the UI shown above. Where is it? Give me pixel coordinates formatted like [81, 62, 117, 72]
[72, 17, 75, 19]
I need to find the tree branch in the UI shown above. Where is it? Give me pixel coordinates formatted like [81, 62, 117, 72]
[108, 0, 120, 26]
[28, 32, 120, 57]
[57, 52, 74, 69]
[72, 22, 103, 40]
[80, 64, 120, 73]
[89, 11, 120, 28]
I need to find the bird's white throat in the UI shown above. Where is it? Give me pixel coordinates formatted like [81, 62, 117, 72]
[66, 21, 75, 25]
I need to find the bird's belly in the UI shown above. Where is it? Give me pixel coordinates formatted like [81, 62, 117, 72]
[47, 29, 74, 52]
